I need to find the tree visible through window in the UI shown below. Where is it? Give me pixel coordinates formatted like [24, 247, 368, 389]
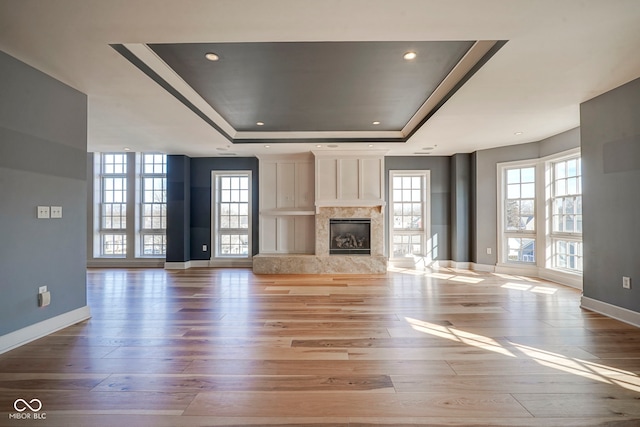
[215, 173, 251, 257]
[100, 153, 127, 256]
[504, 166, 536, 263]
[140, 154, 167, 256]
[390, 172, 428, 259]
[551, 157, 582, 271]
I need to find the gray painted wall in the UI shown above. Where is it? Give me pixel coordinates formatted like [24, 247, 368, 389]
[385, 156, 451, 261]
[473, 128, 580, 265]
[451, 153, 471, 262]
[0, 50, 87, 336]
[581, 77, 640, 313]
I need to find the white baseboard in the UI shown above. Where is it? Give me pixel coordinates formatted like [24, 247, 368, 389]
[0, 306, 91, 355]
[469, 262, 496, 273]
[540, 268, 583, 290]
[88, 259, 165, 268]
[209, 259, 252, 268]
[581, 296, 640, 328]
[164, 261, 191, 269]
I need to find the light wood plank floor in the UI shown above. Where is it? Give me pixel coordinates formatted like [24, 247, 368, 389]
[2, 267, 640, 426]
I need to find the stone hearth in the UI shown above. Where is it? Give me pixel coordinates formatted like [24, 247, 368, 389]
[253, 206, 387, 274]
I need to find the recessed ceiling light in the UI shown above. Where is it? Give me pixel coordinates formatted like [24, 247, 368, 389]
[514, 131, 523, 135]
[372, 121, 381, 125]
[205, 52, 220, 61]
[256, 121, 265, 126]
[368, 144, 374, 148]
[403, 51, 417, 60]
[316, 144, 322, 148]
[264, 145, 270, 148]
[123, 147, 131, 151]
[328, 144, 339, 148]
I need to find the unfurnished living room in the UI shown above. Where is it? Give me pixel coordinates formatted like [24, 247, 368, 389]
[1, 1, 640, 426]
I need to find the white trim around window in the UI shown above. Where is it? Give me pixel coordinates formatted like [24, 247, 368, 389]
[210, 170, 253, 268]
[388, 170, 431, 268]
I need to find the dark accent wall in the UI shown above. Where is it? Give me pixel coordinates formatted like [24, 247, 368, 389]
[166, 156, 259, 261]
[451, 153, 471, 262]
[0, 50, 87, 336]
[166, 155, 191, 263]
[385, 156, 452, 261]
[581, 77, 640, 313]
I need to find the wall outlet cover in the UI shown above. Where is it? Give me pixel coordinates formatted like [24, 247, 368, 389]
[38, 286, 47, 294]
[50, 206, 63, 218]
[37, 206, 50, 219]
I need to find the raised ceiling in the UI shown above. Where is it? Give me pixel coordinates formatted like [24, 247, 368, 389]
[1, 1, 639, 157]
[122, 40, 497, 142]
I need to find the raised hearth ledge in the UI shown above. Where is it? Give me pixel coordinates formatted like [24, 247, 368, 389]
[253, 254, 387, 274]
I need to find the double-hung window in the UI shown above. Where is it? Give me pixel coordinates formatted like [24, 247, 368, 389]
[503, 166, 536, 263]
[140, 154, 167, 256]
[550, 157, 582, 271]
[213, 172, 251, 258]
[389, 171, 430, 259]
[100, 153, 127, 256]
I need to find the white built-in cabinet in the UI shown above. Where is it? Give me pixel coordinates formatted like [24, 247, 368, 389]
[258, 154, 315, 254]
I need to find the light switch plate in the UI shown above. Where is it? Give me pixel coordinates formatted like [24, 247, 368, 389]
[37, 206, 50, 219]
[51, 206, 63, 218]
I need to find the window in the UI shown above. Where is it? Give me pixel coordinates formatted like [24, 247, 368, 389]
[389, 171, 430, 259]
[498, 149, 583, 280]
[503, 166, 536, 263]
[550, 157, 583, 271]
[213, 172, 251, 258]
[140, 154, 167, 256]
[100, 153, 127, 256]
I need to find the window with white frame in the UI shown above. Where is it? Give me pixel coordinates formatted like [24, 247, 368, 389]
[550, 156, 583, 271]
[213, 172, 251, 258]
[503, 166, 536, 263]
[100, 153, 127, 256]
[389, 171, 429, 259]
[140, 154, 167, 256]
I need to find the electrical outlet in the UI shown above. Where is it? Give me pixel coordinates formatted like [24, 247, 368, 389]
[37, 206, 50, 219]
[39, 286, 47, 294]
[50, 206, 63, 218]
[623, 276, 632, 289]
[202, 244, 207, 252]
[486, 248, 492, 255]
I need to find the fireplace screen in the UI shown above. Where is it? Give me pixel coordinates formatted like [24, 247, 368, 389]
[329, 218, 371, 255]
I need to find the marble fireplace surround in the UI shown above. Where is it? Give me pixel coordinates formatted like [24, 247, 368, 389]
[253, 206, 387, 274]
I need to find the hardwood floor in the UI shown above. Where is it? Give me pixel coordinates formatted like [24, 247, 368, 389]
[2, 267, 640, 426]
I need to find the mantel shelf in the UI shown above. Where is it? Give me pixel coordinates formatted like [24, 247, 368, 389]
[260, 209, 315, 216]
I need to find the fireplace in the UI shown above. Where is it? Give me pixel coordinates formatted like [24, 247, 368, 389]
[329, 218, 371, 255]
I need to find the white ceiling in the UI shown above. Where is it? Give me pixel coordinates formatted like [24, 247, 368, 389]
[1, 0, 639, 157]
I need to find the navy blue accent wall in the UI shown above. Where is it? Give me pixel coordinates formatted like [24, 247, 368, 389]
[189, 157, 259, 260]
[166, 155, 191, 263]
[384, 156, 452, 261]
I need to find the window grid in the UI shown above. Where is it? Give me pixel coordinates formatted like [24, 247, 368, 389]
[391, 174, 426, 257]
[217, 175, 250, 257]
[551, 157, 582, 272]
[503, 166, 536, 264]
[140, 154, 167, 256]
[102, 234, 127, 256]
[100, 154, 127, 256]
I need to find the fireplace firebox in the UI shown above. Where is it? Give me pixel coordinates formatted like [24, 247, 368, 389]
[329, 218, 371, 255]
